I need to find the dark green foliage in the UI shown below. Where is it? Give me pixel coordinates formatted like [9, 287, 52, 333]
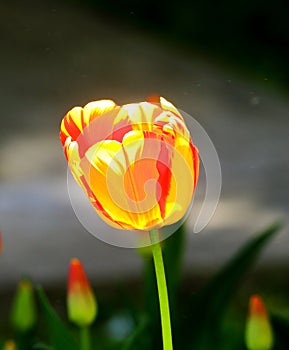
[162, 225, 186, 308]
[0, 222, 286, 349]
[36, 287, 79, 350]
[32, 343, 54, 349]
[179, 222, 282, 349]
[131, 222, 282, 349]
[271, 315, 289, 349]
[121, 316, 149, 350]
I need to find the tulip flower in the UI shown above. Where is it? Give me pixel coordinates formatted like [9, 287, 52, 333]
[60, 96, 199, 231]
[67, 258, 97, 327]
[245, 295, 274, 350]
[10, 279, 36, 332]
[60, 97, 199, 350]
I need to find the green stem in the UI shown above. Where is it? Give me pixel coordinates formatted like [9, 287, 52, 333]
[150, 228, 173, 350]
[80, 326, 91, 350]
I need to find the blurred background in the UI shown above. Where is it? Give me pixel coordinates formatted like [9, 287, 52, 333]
[0, 0, 288, 304]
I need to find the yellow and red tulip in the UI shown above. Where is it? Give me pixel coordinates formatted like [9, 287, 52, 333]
[10, 279, 36, 332]
[67, 258, 97, 327]
[60, 96, 199, 231]
[245, 295, 274, 350]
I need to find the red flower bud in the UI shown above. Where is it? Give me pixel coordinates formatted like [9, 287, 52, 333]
[245, 295, 274, 350]
[67, 258, 97, 327]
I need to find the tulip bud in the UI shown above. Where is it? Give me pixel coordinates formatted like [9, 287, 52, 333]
[67, 258, 97, 327]
[10, 279, 36, 332]
[2, 340, 16, 350]
[245, 295, 274, 350]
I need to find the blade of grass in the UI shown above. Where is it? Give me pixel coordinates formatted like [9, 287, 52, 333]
[36, 286, 79, 350]
[182, 222, 282, 349]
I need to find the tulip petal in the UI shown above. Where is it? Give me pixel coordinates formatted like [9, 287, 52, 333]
[67, 140, 85, 188]
[60, 107, 83, 145]
[60, 100, 117, 146]
[67, 140, 115, 223]
[85, 136, 164, 230]
[83, 99, 117, 124]
[123, 102, 160, 132]
[84, 140, 139, 228]
[162, 141, 195, 226]
[160, 96, 183, 119]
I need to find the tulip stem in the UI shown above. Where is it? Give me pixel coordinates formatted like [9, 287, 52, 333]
[80, 326, 91, 350]
[150, 228, 173, 350]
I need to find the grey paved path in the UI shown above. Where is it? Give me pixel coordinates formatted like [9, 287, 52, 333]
[0, 0, 288, 289]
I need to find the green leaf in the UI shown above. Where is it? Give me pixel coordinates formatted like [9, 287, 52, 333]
[181, 222, 282, 350]
[36, 286, 79, 350]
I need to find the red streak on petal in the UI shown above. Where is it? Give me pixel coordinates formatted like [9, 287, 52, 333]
[76, 109, 124, 158]
[64, 145, 68, 160]
[111, 124, 132, 142]
[191, 142, 199, 189]
[60, 130, 67, 146]
[76, 133, 90, 159]
[80, 108, 87, 132]
[64, 115, 82, 142]
[156, 136, 172, 219]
